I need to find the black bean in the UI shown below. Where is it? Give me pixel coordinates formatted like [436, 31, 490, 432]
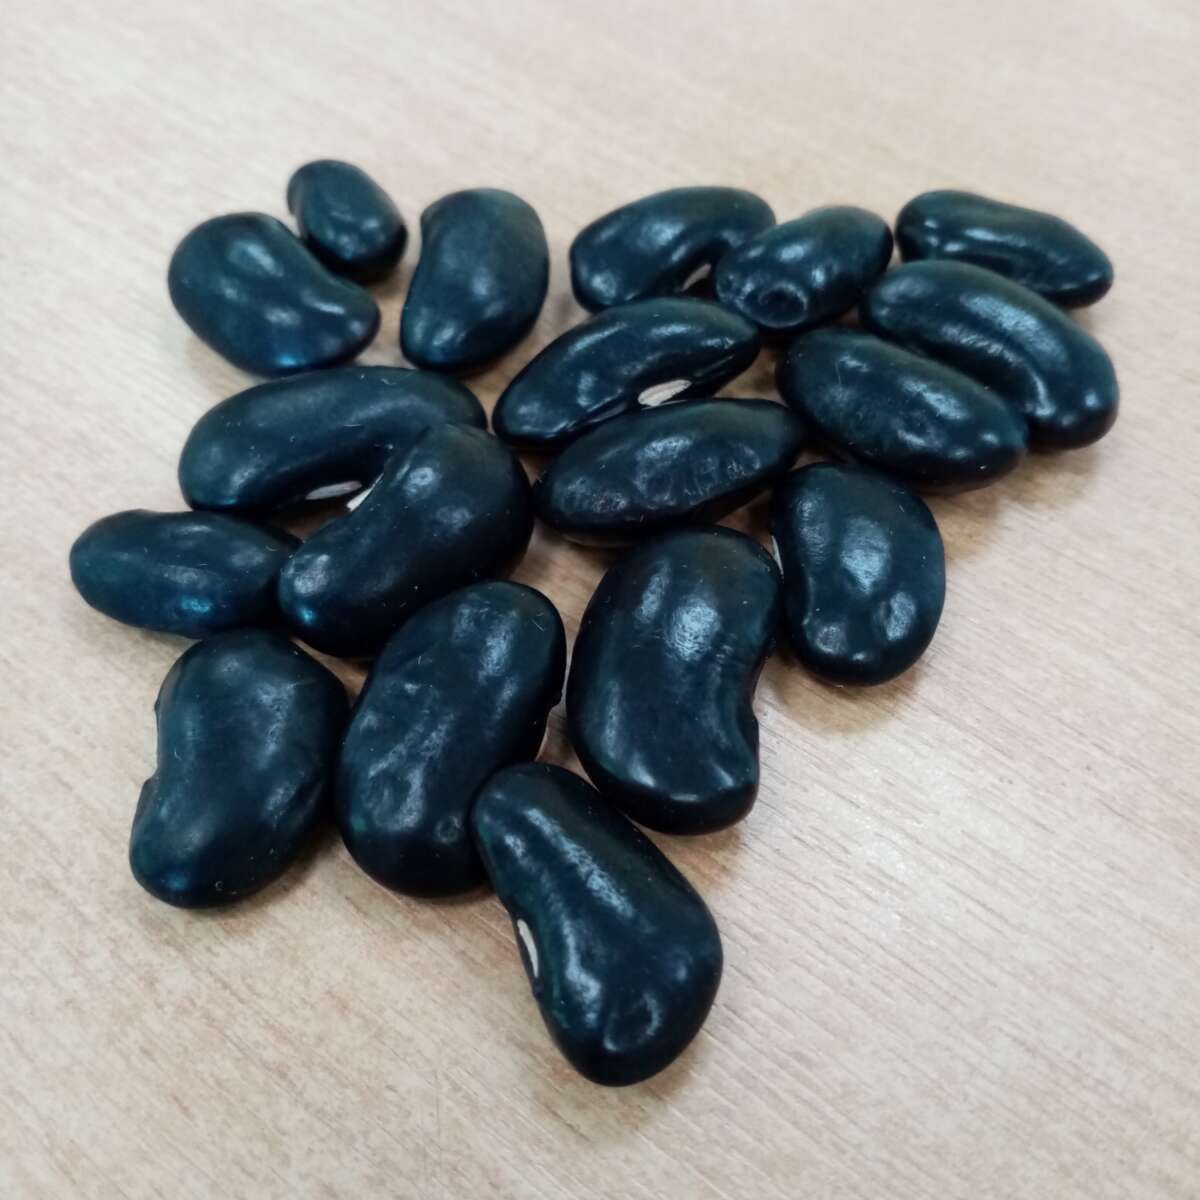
[771, 463, 945, 685]
[69, 510, 297, 638]
[336, 582, 566, 897]
[167, 213, 379, 376]
[472, 763, 723, 1086]
[567, 526, 780, 833]
[493, 298, 760, 450]
[178, 366, 485, 514]
[400, 189, 549, 372]
[896, 189, 1113, 307]
[570, 186, 775, 311]
[533, 398, 804, 544]
[713, 205, 893, 336]
[277, 424, 533, 658]
[286, 159, 407, 283]
[130, 630, 347, 908]
[776, 328, 1027, 491]
[860, 261, 1118, 449]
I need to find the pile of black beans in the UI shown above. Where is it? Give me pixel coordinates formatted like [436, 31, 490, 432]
[70, 164, 1117, 1087]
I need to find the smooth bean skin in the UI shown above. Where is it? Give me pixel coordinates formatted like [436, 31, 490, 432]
[400, 189, 548, 372]
[860, 261, 1119, 450]
[570, 186, 775, 312]
[777, 328, 1027, 491]
[567, 527, 780, 834]
[771, 464, 945, 686]
[336, 583, 565, 896]
[130, 630, 347, 908]
[278, 424, 533, 658]
[178, 367, 486, 514]
[286, 159, 407, 283]
[472, 763, 723, 1086]
[69, 510, 297, 638]
[167, 213, 380, 376]
[896, 189, 1113, 307]
[533, 398, 805, 544]
[493, 298, 761, 450]
[713, 205, 893, 336]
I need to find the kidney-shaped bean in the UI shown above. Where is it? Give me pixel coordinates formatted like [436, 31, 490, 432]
[472, 763, 723, 1086]
[178, 366, 485, 514]
[278, 424, 533, 658]
[336, 582, 565, 896]
[130, 630, 347, 908]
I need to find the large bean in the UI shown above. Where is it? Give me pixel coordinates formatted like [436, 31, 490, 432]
[777, 328, 1027, 491]
[130, 630, 347, 908]
[178, 367, 485, 514]
[277, 424, 533, 657]
[570, 186, 775, 311]
[336, 582, 565, 897]
[70, 510, 296, 638]
[896, 189, 1113, 307]
[167, 213, 379, 376]
[771, 463, 945, 686]
[400, 189, 548, 372]
[567, 527, 780, 833]
[533, 398, 804, 544]
[493, 298, 760, 450]
[713, 206, 893, 336]
[286, 159, 407, 283]
[860, 261, 1119, 449]
[472, 763, 723, 1086]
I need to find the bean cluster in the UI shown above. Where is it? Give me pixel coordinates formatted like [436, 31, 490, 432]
[70, 165, 1117, 1087]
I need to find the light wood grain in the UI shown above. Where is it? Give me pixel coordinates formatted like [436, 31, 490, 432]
[3, 1, 1199, 1196]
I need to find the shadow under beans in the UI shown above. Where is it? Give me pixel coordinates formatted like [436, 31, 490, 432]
[1002, 439, 1106, 512]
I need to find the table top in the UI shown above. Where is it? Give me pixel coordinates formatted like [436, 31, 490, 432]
[4, 1, 1198, 1196]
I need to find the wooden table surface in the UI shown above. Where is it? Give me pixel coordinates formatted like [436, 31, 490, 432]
[3, 1, 1198, 1196]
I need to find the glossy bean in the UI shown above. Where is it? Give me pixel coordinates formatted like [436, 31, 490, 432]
[777, 328, 1027, 491]
[533, 398, 804, 544]
[570, 186, 775, 311]
[167, 213, 380, 376]
[472, 763, 723, 1086]
[336, 583, 565, 896]
[860, 261, 1118, 449]
[278, 424, 533, 658]
[771, 463, 945, 686]
[70, 510, 296, 638]
[567, 527, 780, 833]
[286, 159, 407, 283]
[493, 298, 760, 450]
[130, 630, 347, 908]
[400, 189, 548, 372]
[713, 205, 893, 336]
[896, 189, 1113, 306]
[179, 366, 486, 514]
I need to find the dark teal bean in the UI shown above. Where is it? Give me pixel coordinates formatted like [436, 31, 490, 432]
[400, 189, 548, 372]
[533, 398, 804, 544]
[713, 205, 893, 336]
[130, 630, 347, 908]
[860, 261, 1118, 449]
[336, 583, 565, 897]
[771, 463, 945, 686]
[472, 763, 723, 1086]
[777, 328, 1027, 491]
[179, 366, 486, 514]
[69, 510, 296, 638]
[167, 213, 380, 376]
[896, 189, 1113, 307]
[567, 527, 780, 834]
[493, 298, 760, 450]
[570, 186, 775, 312]
[278, 424, 533, 658]
[286, 159, 407, 284]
